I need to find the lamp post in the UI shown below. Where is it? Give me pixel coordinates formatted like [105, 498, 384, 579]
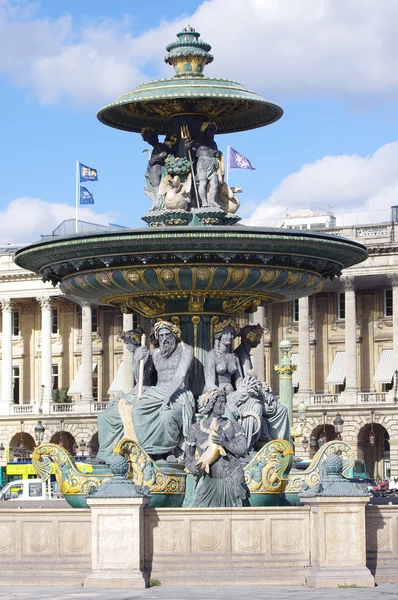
[369, 410, 376, 447]
[318, 411, 327, 446]
[297, 400, 307, 423]
[333, 412, 344, 440]
[79, 440, 86, 459]
[34, 421, 45, 445]
[310, 435, 318, 454]
[59, 419, 64, 447]
[0, 443, 4, 459]
[301, 435, 309, 453]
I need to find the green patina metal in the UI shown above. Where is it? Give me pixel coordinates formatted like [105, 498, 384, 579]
[97, 26, 282, 135]
[19, 26, 369, 508]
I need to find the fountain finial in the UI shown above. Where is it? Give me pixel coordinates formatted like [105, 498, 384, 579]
[165, 26, 213, 77]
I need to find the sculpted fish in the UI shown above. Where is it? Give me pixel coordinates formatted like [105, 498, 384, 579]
[196, 417, 226, 474]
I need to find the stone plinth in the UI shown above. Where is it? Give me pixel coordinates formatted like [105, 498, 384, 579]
[85, 497, 149, 588]
[303, 496, 374, 588]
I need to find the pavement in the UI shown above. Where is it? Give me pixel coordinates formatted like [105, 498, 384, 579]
[1, 584, 398, 600]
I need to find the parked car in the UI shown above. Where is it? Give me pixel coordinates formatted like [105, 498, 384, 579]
[348, 477, 378, 495]
[0, 479, 61, 502]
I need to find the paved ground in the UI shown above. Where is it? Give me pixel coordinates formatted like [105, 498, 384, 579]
[1, 584, 398, 600]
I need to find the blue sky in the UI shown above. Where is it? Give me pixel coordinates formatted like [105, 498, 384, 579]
[1, 0, 398, 242]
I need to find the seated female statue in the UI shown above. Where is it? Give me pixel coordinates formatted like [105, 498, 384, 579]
[185, 388, 249, 507]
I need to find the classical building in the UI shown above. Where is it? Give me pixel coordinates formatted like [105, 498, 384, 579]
[1, 216, 397, 481]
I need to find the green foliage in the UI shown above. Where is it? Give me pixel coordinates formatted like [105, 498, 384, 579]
[337, 584, 362, 588]
[149, 579, 161, 587]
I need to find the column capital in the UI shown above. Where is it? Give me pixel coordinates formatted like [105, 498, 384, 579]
[341, 275, 355, 292]
[387, 273, 398, 287]
[0, 298, 14, 311]
[80, 300, 92, 308]
[36, 296, 53, 310]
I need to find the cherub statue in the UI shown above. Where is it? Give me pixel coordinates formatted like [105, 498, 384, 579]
[142, 128, 176, 210]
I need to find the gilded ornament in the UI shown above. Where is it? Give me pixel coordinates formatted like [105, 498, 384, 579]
[197, 266, 211, 280]
[285, 440, 355, 494]
[160, 268, 174, 281]
[127, 270, 140, 282]
[244, 439, 294, 494]
[98, 272, 111, 286]
[32, 443, 112, 497]
[231, 268, 245, 282]
[75, 275, 89, 288]
[115, 438, 186, 495]
[263, 270, 278, 283]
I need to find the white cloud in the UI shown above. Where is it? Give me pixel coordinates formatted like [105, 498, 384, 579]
[0, 197, 116, 243]
[0, 0, 397, 105]
[245, 142, 398, 227]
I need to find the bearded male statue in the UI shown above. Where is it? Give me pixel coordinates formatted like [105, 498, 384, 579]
[96, 320, 195, 463]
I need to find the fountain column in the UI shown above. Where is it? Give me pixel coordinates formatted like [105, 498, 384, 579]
[298, 296, 311, 398]
[341, 277, 358, 403]
[0, 298, 13, 414]
[122, 313, 134, 394]
[37, 296, 53, 413]
[80, 301, 93, 408]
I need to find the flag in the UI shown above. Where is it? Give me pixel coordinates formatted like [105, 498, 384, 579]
[79, 163, 98, 182]
[80, 187, 94, 205]
[229, 147, 255, 170]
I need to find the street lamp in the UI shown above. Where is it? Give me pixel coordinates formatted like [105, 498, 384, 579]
[318, 411, 327, 446]
[34, 421, 45, 445]
[333, 413, 344, 440]
[297, 400, 307, 423]
[87, 440, 94, 459]
[79, 440, 86, 458]
[0, 443, 4, 459]
[369, 410, 376, 447]
[59, 419, 64, 447]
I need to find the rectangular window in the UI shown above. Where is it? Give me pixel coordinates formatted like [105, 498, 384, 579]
[52, 364, 59, 390]
[77, 306, 82, 330]
[92, 307, 98, 333]
[293, 298, 299, 322]
[92, 364, 98, 401]
[338, 292, 345, 320]
[12, 366, 20, 404]
[12, 311, 19, 336]
[51, 308, 58, 334]
[384, 289, 393, 317]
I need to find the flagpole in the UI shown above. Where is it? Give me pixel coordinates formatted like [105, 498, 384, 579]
[75, 160, 79, 233]
[226, 145, 230, 186]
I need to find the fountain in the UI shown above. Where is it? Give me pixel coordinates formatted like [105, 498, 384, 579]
[16, 26, 367, 509]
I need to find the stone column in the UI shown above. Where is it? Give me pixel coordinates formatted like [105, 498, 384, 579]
[275, 338, 294, 434]
[303, 496, 374, 588]
[388, 274, 398, 403]
[37, 297, 53, 412]
[249, 308, 265, 380]
[298, 296, 311, 397]
[85, 497, 149, 587]
[122, 312, 134, 394]
[0, 299, 13, 414]
[341, 277, 358, 402]
[81, 301, 93, 405]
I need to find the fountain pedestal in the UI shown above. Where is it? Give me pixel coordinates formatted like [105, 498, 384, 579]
[302, 496, 374, 587]
[85, 497, 149, 588]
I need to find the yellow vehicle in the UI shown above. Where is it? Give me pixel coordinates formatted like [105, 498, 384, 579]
[5, 460, 93, 484]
